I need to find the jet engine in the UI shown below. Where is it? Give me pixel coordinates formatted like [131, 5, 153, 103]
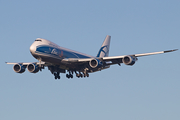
[89, 59, 103, 68]
[13, 63, 26, 73]
[27, 63, 39, 73]
[122, 55, 137, 66]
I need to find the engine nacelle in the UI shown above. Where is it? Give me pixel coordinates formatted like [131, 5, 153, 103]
[13, 63, 26, 73]
[122, 55, 137, 66]
[89, 59, 103, 68]
[27, 63, 39, 73]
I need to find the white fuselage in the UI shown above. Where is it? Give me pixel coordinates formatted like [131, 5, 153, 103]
[30, 38, 94, 64]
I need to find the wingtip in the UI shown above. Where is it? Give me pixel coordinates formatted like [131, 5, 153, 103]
[164, 49, 178, 53]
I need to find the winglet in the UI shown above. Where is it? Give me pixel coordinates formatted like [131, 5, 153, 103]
[164, 49, 178, 53]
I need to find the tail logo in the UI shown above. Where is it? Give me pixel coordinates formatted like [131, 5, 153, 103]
[97, 45, 109, 57]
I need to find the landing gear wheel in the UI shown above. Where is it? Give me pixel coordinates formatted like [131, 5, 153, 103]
[54, 72, 60, 80]
[80, 74, 83, 78]
[66, 74, 73, 79]
[77, 74, 80, 78]
[54, 73, 57, 76]
[66, 74, 69, 79]
[87, 73, 89, 77]
[76, 74, 79, 78]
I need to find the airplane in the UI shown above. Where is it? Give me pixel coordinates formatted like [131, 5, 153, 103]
[6, 35, 178, 79]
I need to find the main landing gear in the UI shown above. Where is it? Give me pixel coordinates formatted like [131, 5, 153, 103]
[66, 74, 73, 79]
[75, 71, 89, 78]
[66, 71, 89, 79]
[66, 71, 73, 79]
[54, 72, 60, 79]
[51, 69, 90, 80]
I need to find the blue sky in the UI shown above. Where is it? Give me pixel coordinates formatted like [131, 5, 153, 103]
[0, 0, 179, 120]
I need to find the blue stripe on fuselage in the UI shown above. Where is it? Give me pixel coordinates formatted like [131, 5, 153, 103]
[35, 45, 90, 59]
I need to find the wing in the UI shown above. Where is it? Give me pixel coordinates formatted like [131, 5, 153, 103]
[7, 49, 178, 66]
[101, 49, 178, 65]
[103, 49, 178, 60]
[6, 62, 47, 66]
[61, 49, 178, 66]
[6, 61, 60, 74]
[6, 49, 177, 74]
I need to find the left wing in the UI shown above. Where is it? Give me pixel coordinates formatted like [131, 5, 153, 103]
[61, 49, 178, 66]
[102, 49, 178, 61]
[100, 49, 178, 66]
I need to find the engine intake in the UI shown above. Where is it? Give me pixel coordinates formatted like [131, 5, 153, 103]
[89, 59, 103, 68]
[13, 63, 26, 73]
[27, 63, 39, 73]
[122, 55, 136, 66]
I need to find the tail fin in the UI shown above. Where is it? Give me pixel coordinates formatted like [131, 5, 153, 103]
[96, 35, 111, 57]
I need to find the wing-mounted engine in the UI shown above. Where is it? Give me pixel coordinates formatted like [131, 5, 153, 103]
[13, 63, 26, 73]
[89, 59, 103, 69]
[122, 55, 137, 66]
[27, 63, 39, 73]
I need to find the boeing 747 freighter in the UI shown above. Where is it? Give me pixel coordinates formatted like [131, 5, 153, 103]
[6, 35, 178, 79]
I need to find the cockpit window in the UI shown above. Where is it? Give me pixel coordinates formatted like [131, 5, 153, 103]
[35, 40, 42, 41]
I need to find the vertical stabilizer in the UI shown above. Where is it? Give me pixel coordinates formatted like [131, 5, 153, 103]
[96, 35, 111, 57]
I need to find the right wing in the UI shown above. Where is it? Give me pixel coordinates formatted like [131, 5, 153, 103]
[6, 61, 49, 66]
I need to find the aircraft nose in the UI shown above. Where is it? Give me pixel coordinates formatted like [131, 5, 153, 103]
[30, 44, 36, 54]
